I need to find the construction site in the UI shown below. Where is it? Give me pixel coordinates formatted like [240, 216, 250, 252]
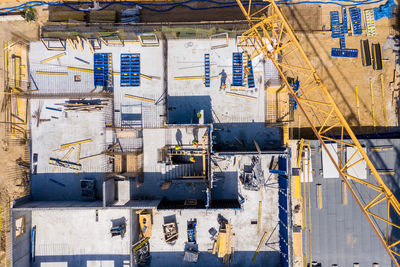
[0, 0, 398, 266]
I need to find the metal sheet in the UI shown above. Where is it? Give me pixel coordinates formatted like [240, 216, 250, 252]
[346, 146, 367, 180]
[322, 143, 339, 178]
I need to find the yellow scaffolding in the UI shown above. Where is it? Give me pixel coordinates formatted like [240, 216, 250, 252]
[235, 0, 400, 264]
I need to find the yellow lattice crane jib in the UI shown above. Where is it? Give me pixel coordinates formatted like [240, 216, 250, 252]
[235, 0, 400, 264]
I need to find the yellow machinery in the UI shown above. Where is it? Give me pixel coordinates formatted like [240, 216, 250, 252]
[235, 0, 400, 264]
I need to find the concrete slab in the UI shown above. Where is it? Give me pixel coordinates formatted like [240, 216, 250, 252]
[31, 208, 131, 267]
[167, 38, 277, 124]
[29, 98, 110, 200]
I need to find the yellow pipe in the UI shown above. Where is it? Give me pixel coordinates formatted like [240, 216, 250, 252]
[125, 94, 155, 103]
[355, 86, 360, 125]
[37, 71, 68, 76]
[40, 52, 66, 64]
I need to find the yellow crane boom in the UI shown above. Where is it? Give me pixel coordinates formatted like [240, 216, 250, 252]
[235, 0, 400, 264]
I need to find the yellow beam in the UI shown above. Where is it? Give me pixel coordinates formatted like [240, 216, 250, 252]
[174, 76, 204, 80]
[61, 139, 92, 149]
[125, 94, 155, 103]
[380, 74, 388, 128]
[40, 52, 66, 64]
[317, 184, 322, 209]
[52, 147, 74, 173]
[355, 86, 361, 125]
[258, 201, 262, 233]
[252, 232, 268, 262]
[226, 92, 257, 100]
[36, 71, 68, 76]
[67, 66, 93, 73]
[370, 79, 376, 128]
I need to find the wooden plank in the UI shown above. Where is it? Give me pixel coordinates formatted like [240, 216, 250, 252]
[252, 231, 268, 262]
[40, 52, 66, 64]
[61, 138, 92, 148]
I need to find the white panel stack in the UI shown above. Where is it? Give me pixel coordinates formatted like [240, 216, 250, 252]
[301, 148, 313, 182]
[346, 146, 367, 179]
[322, 143, 339, 179]
[365, 9, 376, 36]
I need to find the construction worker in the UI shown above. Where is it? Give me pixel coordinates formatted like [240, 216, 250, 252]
[196, 112, 201, 118]
[175, 145, 181, 151]
[192, 139, 198, 148]
[189, 156, 195, 163]
[219, 69, 227, 90]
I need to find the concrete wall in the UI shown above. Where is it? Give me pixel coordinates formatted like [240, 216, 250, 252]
[103, 179, 116, 207]
[11, 210, 32, 267]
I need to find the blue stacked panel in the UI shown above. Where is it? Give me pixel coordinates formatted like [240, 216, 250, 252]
[350, 7, 362, 35]
[331, 48, 358, 58]
[342, 7, 348, 34]
[204, 53, 210, 87]
[120, 54, 140, 87]
[232, 52, 243, 86]
[94, 53, 112, 88]
[247, 57, 255, 88]
[289, 80, 300, 110]
[339, 36, 346, 49]
[330, 11, 341, 38]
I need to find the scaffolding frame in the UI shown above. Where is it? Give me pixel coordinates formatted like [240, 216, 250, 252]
[235, 0, 400, 264]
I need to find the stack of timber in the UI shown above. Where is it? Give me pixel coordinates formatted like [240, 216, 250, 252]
[212, 222, 234, 265]
[55, 99, 108, 112]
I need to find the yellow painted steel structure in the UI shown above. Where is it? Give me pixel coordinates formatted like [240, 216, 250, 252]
[235, 0, 400, 264]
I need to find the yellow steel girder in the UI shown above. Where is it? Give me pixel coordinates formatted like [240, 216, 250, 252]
[235, 0, 400, 265]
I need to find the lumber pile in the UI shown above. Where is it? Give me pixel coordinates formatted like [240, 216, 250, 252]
[212, 222, 234, 265]
[55, 99, 108, 112]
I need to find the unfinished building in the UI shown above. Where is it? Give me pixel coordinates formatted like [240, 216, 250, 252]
[10, 22, 292, 267]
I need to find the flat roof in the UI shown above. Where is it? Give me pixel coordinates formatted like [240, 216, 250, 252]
[306, 138, 400, 266]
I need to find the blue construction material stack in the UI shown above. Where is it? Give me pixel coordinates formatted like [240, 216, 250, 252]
[330, 11, 341, 38]
[94, 53, 113, 90]
[246, 57, 255, 88]
[374, 0, 396, 20]
[330, 7, 359, 58]
[289, 80, 300, 110]
[232, 52, 243, 86]
[278, 156, 289, 267]
[349, 7, 362, 35]
[204, 53, 210, 87]
[331, 48, 358, 58]
[120, 53, 140, 87]
[342, 7, 348, 34]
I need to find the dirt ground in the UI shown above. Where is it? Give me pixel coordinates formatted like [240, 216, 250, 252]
[0, 18, 39, 266]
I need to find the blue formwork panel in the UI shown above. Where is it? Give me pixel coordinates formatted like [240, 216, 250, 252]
[232, 52, 243, 86]
[350, 7, 362, 35]
[120, 53, 140, 87]
[204, 53, 210, 87]
[331, 48, 359, 58]
[289, 80, 300, 110]
[94, 53, 113, 90]
[339, 37, 346, 49]
[247, 57, 255, 88]
[278, 173, 289, 267]
[342, 7, 348, 34]
[330, 11, 341, 38]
